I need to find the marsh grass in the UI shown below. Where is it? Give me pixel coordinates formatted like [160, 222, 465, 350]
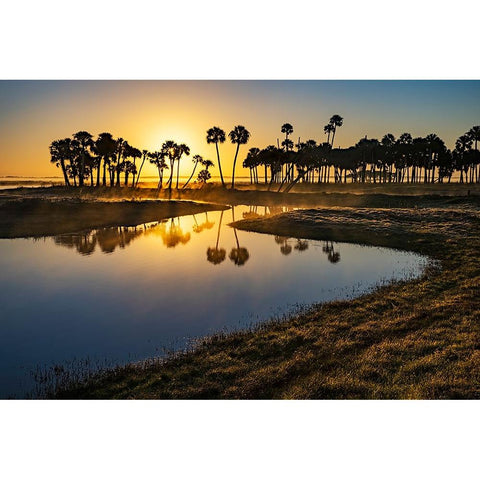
[50, 192, 480, 399]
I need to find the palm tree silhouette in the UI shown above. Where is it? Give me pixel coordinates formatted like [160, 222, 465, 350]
[49, 139, 72, 186]
[149, 151, 168, 189]
[73, 131, 93, 187]
[135, 149, 150, 188]
[328, 115, 344, 148]
[197, 159, 214, 185]
[175, 143, 190, 189]
[206, 127, 226, 187]
[129, 147, 142, 187]
[183, 154, 203, 189]
[229, 125, 251, 189]
[94, 133, 117, 187]
[324, 123, 334, 145]
[163, 140, 178, 190]
[115, 138, 126, 186]
[207, 210, 226, 265]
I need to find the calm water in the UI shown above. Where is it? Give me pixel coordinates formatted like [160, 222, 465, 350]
[0, 205, 428, 397]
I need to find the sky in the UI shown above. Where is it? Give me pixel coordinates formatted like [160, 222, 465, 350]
[0, 80, 479, 178]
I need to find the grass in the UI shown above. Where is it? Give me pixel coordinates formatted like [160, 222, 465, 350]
[51, 190, 480, 399]
[0, 197, 227, 238]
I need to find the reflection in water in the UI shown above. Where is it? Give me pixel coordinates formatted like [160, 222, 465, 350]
[229, 207, 250, 266]
[192, 212, 215, 233]
[158, 218, 191, 248]
[322, 241, 341, 263]
[207, 210, 226, 265]
[54, 225, 151, 255]
[52, 206, 333, 265]
[274, 236, 311, 257]
[0, 204, 429, 397]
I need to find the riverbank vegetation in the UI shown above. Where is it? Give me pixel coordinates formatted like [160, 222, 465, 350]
[0, 198, 226, 238]
[49, 192, 480, 399]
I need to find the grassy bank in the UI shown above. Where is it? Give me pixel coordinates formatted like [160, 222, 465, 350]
[53, 193, 480, 399]
[0, 198, 226, 238]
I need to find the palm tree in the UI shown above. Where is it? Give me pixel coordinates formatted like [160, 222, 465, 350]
[329, 115, 343, 148]
[49, 139, 71, 186]
[183, 154, 203, 189]
[94, 133, 117, 187]
[468, 126, 480, 151]
[129, 147, 142, 187]
[324, 124, 334, 145]
[197, 159, 214, 186]
[175, 143, 190, 189]
[162, 140, 177, 190]
[206, 127, 226, 187]
[229, 125, 251, 189]
[115, 138, 126, 186]
[135, 149, 150, 188]
[149, 151, 168, 189]
[281, 123, 293, 148]
[73, 131, 93, 187]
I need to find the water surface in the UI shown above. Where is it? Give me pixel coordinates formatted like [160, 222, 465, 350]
[0, 205, 428, 397]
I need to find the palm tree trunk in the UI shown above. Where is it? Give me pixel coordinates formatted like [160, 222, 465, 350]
[331, 128, 336, 148]
[79, 151, 85, 187]
[215, 143, 225, 187]
[167, 161, 174, 189]
[183, 162, 198, 189]
[176, 158, 180, 189]
[60, 159, 70, 186]
[135, 157, 146, 188]
[231, 143, 240, 189]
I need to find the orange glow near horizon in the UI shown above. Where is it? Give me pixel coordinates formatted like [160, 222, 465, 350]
[1, 80, 479, 178]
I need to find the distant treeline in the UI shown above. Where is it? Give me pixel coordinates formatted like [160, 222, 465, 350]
[49, 117, 479, 191]
[243, 118, 480, 192]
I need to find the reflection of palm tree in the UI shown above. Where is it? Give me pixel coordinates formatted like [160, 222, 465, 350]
[192, 214, 203, 233]
[274, 235, 292, 255]
[207, 210, 226, 265]
[229, 207, 250, 266]
[294, 239, 309, 251]
[54, 233, 96, 256]
[229, 229, 250, 266]
[322, 241, 341, 263]
[159, 218, 191, 248]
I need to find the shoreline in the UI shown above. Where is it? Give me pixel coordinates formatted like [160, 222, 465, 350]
[0, 197, 228, 238]
[2, 186, 479, 399]
[49, 192, 480, 399]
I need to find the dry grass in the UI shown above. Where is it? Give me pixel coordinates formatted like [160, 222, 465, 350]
[54, 193, 480, 399]
[0, 198, 226, 238]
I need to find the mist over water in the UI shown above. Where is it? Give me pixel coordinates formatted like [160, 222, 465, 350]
[0, 205, 428, 397]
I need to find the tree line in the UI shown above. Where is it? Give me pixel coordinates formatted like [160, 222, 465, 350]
[49, 118, 479, 191]
[49, 125, 250, 189]
[243, 117, 480, 191]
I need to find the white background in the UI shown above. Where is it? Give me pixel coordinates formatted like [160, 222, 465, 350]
[1, 1, 479, 479]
